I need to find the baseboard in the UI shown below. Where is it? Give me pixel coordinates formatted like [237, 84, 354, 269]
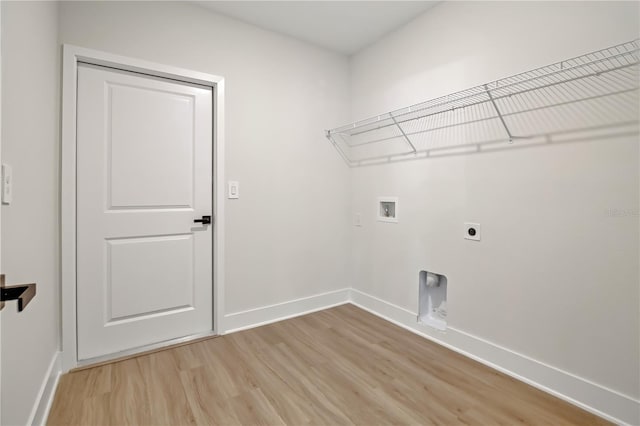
[349, 288, 640, 426]
[27, 351, 62, 426]
[223, 288, 350, 333]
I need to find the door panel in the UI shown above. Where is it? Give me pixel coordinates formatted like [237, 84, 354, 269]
[108, 84, 195, 209]
[107, 234, 194, 321]
[77, 63, 213, 360]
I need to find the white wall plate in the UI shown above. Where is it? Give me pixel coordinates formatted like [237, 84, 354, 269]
[228, 181, 239, 199]
[377, 196, 398, 223]
[464, 222, 481, 241]
[2, 163, 13, 204]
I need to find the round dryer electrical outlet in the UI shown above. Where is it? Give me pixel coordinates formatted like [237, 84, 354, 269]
[464, 223, 481, 241]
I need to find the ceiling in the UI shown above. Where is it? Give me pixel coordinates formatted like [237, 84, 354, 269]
[196, 1, 439, 55]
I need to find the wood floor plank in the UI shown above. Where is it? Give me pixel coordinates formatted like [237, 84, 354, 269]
[179, 366, 241, 426]
[136, 350, 197, 426]
[227, 388, 286, 426]
[108, 357, 151, 426]
[47, 305, 610, 426]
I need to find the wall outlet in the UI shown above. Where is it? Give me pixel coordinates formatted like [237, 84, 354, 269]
[464, 222, 481, 241]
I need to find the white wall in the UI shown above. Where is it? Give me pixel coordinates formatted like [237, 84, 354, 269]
[58, 1, 352, 324]
[349, 0, 639, 416]
[1, 2, 60, 425]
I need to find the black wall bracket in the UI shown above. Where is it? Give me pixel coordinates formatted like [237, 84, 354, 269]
[0, 274, 36, 312]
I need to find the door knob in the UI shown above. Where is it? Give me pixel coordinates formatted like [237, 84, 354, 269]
[0, 274, 36, 312]
[194, 215, 211, 225]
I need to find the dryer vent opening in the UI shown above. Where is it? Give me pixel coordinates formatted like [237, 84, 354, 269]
[418, 270, 447, 331]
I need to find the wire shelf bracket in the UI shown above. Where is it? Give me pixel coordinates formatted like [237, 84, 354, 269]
[325, 39, 639, 167]
[391, 113, 418, 153]
[483, 84, 526, 144]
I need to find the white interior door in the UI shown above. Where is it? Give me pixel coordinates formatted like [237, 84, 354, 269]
[76, 63, 213, 361]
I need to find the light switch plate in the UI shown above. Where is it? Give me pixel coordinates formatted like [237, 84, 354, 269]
[464, 222, 481, 241]
[228, 181, 239, 199]
[2, 164, 12, 205]
[354, 213, 362, 227]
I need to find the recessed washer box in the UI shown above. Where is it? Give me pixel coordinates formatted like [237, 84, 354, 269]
[377, 197, 398, 223]
[464, 222, 481, 241]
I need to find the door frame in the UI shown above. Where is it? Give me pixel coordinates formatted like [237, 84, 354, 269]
[61, 45, 225, 372]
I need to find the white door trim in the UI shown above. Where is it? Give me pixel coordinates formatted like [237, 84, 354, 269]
[61, 45, 226, 372]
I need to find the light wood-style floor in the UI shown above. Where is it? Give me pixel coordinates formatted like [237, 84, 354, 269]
[48, 304, 608, 425]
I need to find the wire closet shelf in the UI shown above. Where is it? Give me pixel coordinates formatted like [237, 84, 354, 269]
[325, 40, 639, 167]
